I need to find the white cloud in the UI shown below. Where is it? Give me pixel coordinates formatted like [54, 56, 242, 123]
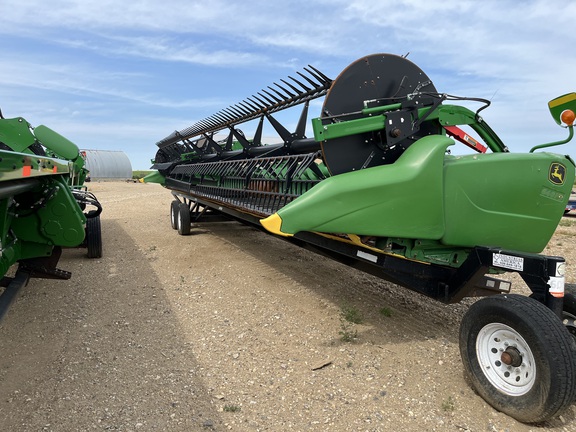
[2, 0, 575, 165]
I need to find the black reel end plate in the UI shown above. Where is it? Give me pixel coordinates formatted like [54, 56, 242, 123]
[320, 53, 438, 175]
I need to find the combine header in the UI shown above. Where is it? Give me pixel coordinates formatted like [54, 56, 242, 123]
[0, 110, 102, 319]
[147, 54, 576, 423]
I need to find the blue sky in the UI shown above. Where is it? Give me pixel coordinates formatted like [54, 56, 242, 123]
[1, 0, 575, 169]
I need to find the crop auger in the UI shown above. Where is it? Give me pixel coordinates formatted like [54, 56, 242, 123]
[146, 53, 576, 423]
[0, 110, 102, 320]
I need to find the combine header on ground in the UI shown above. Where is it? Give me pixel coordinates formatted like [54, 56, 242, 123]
[147, 53, 576, 423]
[0, 110, 102, 319]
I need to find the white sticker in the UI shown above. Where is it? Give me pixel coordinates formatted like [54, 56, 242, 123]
[492, 253, 524, 271]
[549, 275, 565, 297]
[357, 250, 378, 263]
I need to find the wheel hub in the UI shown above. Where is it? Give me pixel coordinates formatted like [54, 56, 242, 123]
[501, 346, 523, 367]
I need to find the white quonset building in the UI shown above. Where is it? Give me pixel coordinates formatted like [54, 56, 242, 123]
[80, 150, 133, 180]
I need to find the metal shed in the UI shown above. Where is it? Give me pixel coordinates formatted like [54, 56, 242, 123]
[80, 150, 132, 180]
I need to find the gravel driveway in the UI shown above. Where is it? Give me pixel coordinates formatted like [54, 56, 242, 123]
[1, 181, 575, 431]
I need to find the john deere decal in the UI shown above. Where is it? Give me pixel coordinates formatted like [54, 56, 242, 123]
[549, 163, 566, 185]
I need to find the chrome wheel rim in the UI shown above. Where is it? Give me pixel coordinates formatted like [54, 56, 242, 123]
[476, 323, 536, 396]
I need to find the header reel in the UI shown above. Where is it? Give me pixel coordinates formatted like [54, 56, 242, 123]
[152, 63, 332, 168]
[153, 54, 445, 176]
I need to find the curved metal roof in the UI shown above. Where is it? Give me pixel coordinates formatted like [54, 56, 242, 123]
[80, 150, 132, 179]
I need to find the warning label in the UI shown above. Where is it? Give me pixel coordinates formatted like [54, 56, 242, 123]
[492, 253, 524, 271]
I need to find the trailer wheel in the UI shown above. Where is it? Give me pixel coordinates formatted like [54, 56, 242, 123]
[459, 294, 576, 423]
[177, 202, 191, 236]
[562, 284, 576, 338]
[170, 200, 179, 230]
[86, 215, 103, 258]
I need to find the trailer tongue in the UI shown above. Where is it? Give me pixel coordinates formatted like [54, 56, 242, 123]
[147, 53, 576, 423]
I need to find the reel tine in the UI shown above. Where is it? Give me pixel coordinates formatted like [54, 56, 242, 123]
[262, 89, 283, 103]
[215, 113, 234, 126]
[247, 97, 266, 110]
[296, 71, 319, 89]
[237, 103, 254, 115]
[268, 85, 291, 101]
[281, 78, 302, 95]
[215, 111, 231, 121]
[206, 118, 220, 128]
[211, 113, 229, 124]
[273, 82, 296, 98]
[305, 65, 331, 84]
[222, 108, 240, 119]
[244, 100, 263, 112]
[222, 107, 240, 118]
[230, 104, 249, 117]
[289, 75, 311, 92]
[257, 91, 277, 105]
[239, 100, 259, 112]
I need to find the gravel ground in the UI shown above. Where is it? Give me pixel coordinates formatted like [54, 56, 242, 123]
[1, 181, 576, 431]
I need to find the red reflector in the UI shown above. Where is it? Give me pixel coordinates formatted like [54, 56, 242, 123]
[444, 125, 488, 153]
[22, 166, 31, 177]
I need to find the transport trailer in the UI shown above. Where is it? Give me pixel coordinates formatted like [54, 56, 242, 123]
[146, 53, 576, 423]
[0, 110, 102, 319]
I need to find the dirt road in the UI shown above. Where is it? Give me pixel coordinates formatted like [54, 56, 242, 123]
[1, 181, 575, 431]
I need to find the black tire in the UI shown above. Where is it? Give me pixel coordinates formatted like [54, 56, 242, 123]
[177, 202, 191, 236]
[86, 215, 103, 258]
[170, 200, 179, 230]
[459, 294, 576, 423]
[562, 284, 576, 339]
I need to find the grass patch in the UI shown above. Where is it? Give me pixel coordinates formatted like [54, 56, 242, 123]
[223, 404, 241, 412]
[341, 304, 363, 324]
[339, 319, 358, 342]
[338, 304, 363, 342]
[379, 307, 393, 317]
[441, 396, 455, 412]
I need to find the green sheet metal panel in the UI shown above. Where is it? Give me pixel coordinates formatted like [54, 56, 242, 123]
[442, 152, 575, 252]
[269, 135, 451, 238]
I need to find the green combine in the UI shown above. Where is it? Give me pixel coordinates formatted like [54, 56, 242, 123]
[0, 110, 102, 319]
[146, 54, 576, 423]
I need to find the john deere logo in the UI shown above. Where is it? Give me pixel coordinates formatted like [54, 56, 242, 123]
[549, 163, 566, 185]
